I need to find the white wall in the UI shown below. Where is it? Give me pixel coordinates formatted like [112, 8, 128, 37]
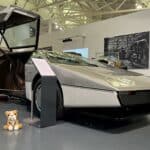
[38, 33, 51, 48]
[43, 9, 150, 58]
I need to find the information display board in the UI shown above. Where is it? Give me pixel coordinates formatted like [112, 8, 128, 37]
[104, 32, 149, 69]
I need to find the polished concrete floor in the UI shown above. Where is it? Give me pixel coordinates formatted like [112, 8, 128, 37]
[0, 102, 150, 150]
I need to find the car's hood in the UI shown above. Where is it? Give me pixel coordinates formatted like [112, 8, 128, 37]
[56, 64, 150, 91]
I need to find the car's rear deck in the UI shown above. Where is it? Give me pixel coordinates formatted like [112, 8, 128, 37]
[0, 101, 150, 150]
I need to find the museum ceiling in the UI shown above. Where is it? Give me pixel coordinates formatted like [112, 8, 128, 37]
[0, 0, 150, 30]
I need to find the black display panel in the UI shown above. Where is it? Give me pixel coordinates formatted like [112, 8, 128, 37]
[104, 32, 149, 69]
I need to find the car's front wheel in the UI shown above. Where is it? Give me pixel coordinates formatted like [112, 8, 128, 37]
[33, 78, 64, 119]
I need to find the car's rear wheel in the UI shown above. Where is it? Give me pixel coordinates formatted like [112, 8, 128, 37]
[33, 78, 64, 119]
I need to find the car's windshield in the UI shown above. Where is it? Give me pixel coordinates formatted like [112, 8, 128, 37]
[32, 50, 142, 76]
[32, 50, 97, 66]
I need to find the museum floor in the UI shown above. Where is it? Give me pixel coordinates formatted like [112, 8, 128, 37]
[0, 102, 150, 150]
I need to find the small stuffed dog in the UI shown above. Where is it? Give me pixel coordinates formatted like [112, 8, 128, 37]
[3, 110, 23, 131]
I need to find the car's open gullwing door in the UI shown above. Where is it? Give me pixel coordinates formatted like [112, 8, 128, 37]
[0, 6, 40, 53]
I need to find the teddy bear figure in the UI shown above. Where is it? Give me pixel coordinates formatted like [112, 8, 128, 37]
[3, 110, 23, 131]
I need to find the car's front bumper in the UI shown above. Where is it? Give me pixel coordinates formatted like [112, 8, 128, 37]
[118, 90, 150, 106]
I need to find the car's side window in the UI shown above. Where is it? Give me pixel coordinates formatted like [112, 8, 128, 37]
[4, 20, 37, 49]
[0, 35, 7, 49]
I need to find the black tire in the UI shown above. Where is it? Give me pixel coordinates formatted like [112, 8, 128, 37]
[33, 78, 64, 119]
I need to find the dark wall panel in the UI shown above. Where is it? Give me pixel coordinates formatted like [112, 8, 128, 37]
[104, 32, 149, 69]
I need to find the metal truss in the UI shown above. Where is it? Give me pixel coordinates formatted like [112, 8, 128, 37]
[0, 0, 150, 29]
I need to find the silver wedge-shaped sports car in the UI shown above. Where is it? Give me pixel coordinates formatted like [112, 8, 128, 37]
[0, 7, 150, 119]
[24, 50, 150, 118]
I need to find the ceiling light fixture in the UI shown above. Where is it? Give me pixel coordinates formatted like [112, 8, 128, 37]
[136, 3, 142, 9]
